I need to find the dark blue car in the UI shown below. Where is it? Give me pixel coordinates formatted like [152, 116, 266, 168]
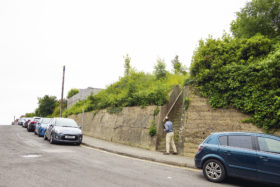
[195, 132, 280, 185]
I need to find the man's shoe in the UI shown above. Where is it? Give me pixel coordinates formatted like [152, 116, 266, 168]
[172, 152, 178, 155]
[163, 152, 169, 155]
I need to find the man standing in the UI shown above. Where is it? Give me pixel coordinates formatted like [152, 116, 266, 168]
[163, 116, 177, 155]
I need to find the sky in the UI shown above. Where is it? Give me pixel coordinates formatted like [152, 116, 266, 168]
[0, 0, 250, 125]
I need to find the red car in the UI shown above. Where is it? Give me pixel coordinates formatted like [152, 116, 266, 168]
[27, 117, 41, 132]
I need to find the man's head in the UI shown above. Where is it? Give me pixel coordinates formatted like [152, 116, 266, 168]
[165, 116, 169, 121]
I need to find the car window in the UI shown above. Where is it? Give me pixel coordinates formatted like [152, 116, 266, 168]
[42, 118, 52, 124]
[206, 137, 216, 144]
[219, 136, 227, 146]
[258, 137, 280, 154]
[202, 135, 211, 144]
[55, 118, 78, 127]
[228, 135, 253, 149]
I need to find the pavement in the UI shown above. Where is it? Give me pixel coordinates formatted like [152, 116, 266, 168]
[82, 135, 196, 169]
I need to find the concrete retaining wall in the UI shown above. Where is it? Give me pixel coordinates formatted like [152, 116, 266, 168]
[69, 85, 280, 157]
[69, 106, 159, 150]
[182, 86, 280, 157]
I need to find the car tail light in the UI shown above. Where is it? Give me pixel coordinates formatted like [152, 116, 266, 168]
[198, 145, 204, 152]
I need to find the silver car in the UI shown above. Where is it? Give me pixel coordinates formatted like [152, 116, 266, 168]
[44, 118, 82, 145]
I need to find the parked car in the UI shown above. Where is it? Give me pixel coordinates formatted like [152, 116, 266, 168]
[17, 118, 26, 126]
[195, 132, 280, 185]
[22, 118, 32, 128]
[27, 117, 41, 132]
[34, 118, 52, 137]
[44, 118, 82, 145]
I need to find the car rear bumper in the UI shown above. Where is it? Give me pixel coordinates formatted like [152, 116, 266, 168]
[194, 157, 202, 168]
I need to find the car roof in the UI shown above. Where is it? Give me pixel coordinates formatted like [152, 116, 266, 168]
[210, 132, 280, 139]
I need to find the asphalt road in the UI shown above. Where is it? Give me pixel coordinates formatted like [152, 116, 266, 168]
[0, 125, 276, 187]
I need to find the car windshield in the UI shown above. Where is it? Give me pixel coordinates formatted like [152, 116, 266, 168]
[41, 118, 52, 124]
[55, 118, 78, 127]
[33, 118, 40, 122]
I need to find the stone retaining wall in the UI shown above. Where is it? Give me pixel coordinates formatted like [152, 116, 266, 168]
[183, 86, 274, 157]
[69, 85, 280, 157]
[69, 106, 159, 150]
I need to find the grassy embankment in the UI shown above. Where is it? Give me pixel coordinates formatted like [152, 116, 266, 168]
[64, 71, 188, 116]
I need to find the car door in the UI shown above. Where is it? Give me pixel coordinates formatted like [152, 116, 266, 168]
[256, 136, 280, 184]
[219, 135, 257, 180]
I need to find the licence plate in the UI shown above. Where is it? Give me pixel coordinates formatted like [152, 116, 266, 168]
[65, 135, 75, 139]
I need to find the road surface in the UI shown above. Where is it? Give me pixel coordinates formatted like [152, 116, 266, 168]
[0, 125, 275, 187]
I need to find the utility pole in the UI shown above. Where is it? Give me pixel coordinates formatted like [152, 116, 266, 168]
[60, 65, 65, 117]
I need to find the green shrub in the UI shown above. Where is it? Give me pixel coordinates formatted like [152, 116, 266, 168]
[153, 106, 160, 117]
[149, 120, 157, 137]
[184, 97, 190, 111]
[190, 33, 280, 130]
[63, 71, 188, 116]
[241, 118, 253, 123]
[154, 58, 167, 80]
[24, 113, 36, 117]
[67, 89, 79, 99]
[37, 95, 58, 117]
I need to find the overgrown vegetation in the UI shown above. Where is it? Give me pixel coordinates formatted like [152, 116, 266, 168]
[64, 71, 188, 117]
[154, 58, 167, 80]
[153, 106, 160, 117]
[171, 55, 187, 75]
[149, 120, 157, 137]
[24, 112, 36, 117]
[67, 88, 79, 99]
[23, 96, 66, 118]
[36, 95, 58, 117]
[231, 0, 280, 39]
[190, 0, 280, 131]
[184, 97, 190, 111]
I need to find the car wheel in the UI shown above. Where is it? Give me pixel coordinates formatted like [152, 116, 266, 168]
[34, 130, 37, 135]
[49, 134, 55, 144]
[203, 159, 226, 183]
[44, 134, 48, 140]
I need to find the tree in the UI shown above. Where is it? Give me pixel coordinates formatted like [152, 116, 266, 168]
[154, 58, 167, 79]
[37, 95, 58, 117]
[124, 54, 131, 76]
[171, 55, 186, 75]
[231, 0, 280, 38]
[51, 99, 67, 117]
[67, 88, 79, 99]
[24, 112, 36, 117]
